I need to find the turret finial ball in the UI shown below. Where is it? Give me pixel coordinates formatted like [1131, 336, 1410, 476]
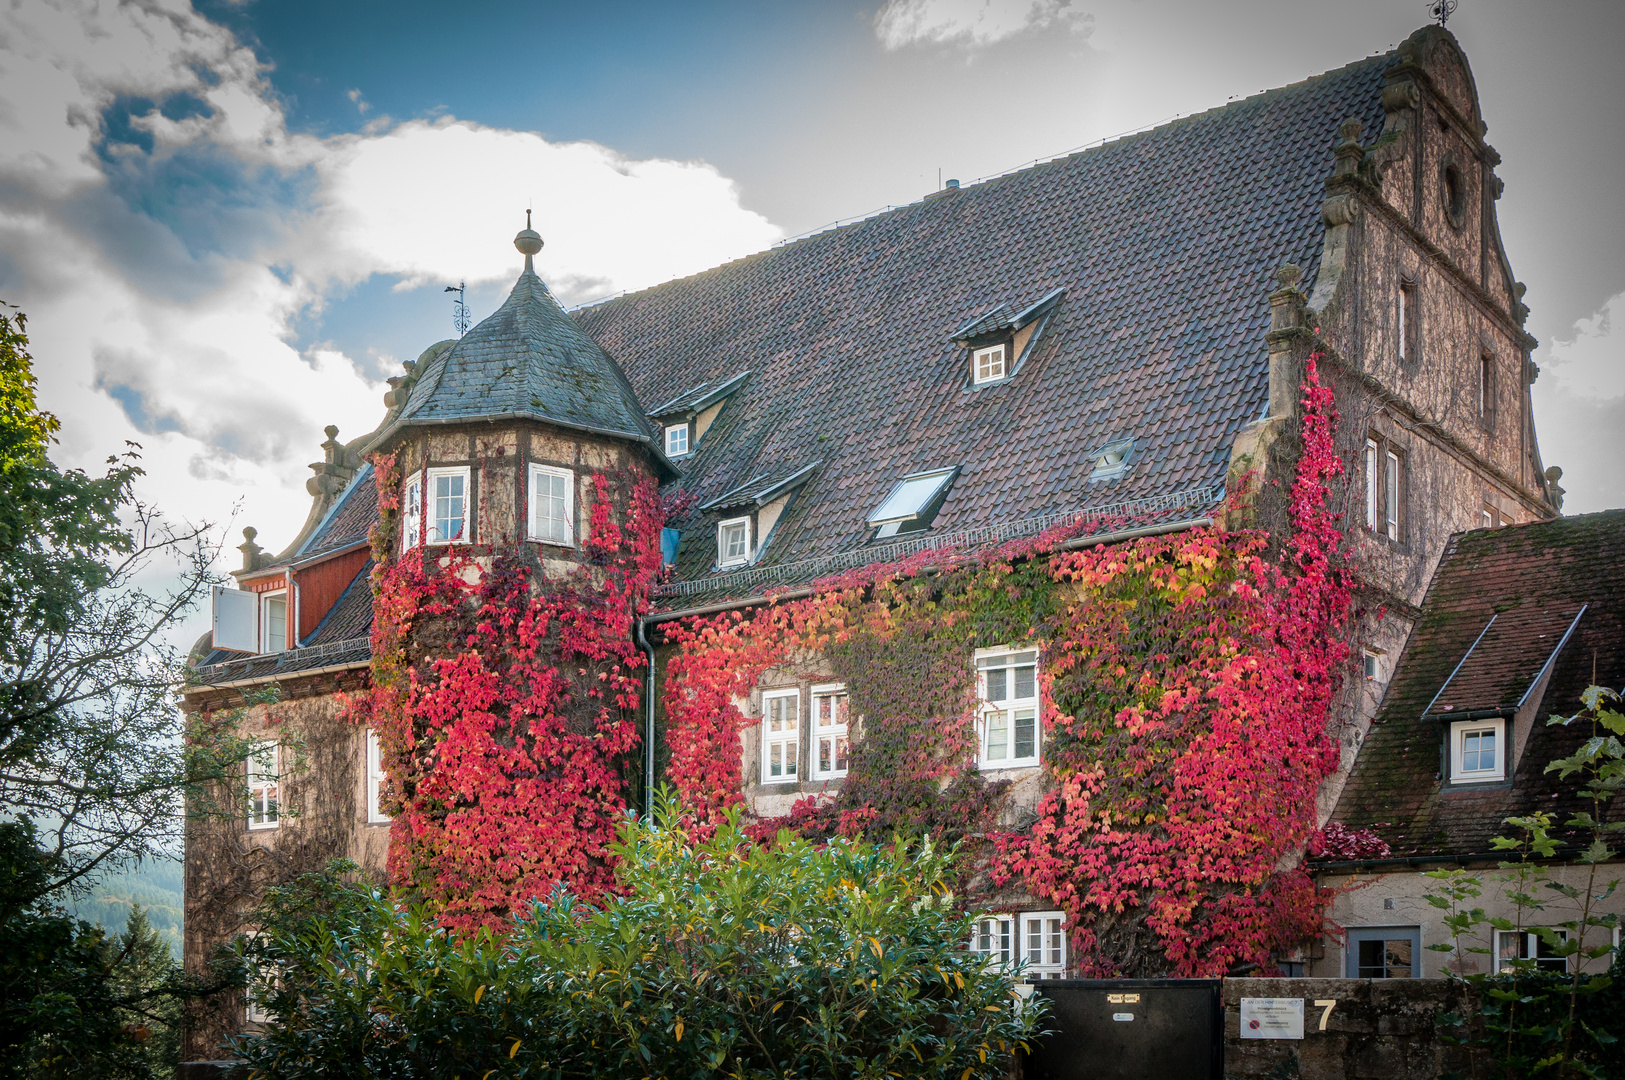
[515, 209, 543, 256]
[514, 229, 543, 256]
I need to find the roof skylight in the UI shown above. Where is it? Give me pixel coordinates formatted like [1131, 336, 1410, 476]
[867, 466, 959, 537]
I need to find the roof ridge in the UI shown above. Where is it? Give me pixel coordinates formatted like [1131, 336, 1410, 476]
[573, 50, 1397, 311]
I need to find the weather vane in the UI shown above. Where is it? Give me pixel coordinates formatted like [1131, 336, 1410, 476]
[444, 280, 470, 336]
[1428, 0, 1456, 26]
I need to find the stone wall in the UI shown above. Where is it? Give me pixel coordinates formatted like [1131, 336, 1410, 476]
[1222, 977, 1473, 1079]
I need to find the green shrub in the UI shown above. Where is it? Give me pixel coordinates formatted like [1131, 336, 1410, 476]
[230, 795, 1045, 1079]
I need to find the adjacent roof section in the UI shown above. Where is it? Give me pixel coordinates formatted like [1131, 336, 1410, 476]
[649, 370, 752, 421]
[700, 461, 820, 513]
[576, 51, 1393, 600]
[950, 287, 1066, 343]
[387, 266, 658, 448]
[1331, 510, 1625, 859]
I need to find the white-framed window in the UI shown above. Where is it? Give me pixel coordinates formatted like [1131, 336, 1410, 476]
[969, 915, 1015, 966]
[247, 741, 280, 830]
[401, 473, 423, 552]
[259, 589, 288, 655]
[1020, 911, 1068, 979]
[761, 688, 799, 783]
[426, 466, 471, 544]
[973, 343, 1007, 384]
[1364, 439, 1379, 530]
[976, 648, 1039, 769]
[1450, 718, 1505, 783]
[718, 516, 751, 568]
[365, 729, 391, 824]
[1495, 929, 1568, 974]
[527, 463, 575, 547]
[1384, 450, 1401, 542]
[665, 422, 690, 457]
[244, 930, 271, 1024]
[1363, 649, 1383, 682]
[1398, 278, 1416, 361]
[811, 683, 850, 780]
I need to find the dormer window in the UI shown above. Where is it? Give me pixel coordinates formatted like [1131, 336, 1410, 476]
[1089, 440, 1134, 481]
[717, 517, 751, 568]
[260, 590, 288, 655]
[665, 422, 690, 457]
[1449, 718, 1505, 784]
[211, 586, 290, 656]
[867, 466, 959, 540]
[973, 344, 1007, 384]
[952, 287, 1065, 389]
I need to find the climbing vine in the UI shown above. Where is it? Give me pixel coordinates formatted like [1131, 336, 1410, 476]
[344, 455, 665, 932]
[658, 356, 1353, 976]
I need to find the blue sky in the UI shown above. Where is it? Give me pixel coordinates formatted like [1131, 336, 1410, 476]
[1, 0, 1622, 587]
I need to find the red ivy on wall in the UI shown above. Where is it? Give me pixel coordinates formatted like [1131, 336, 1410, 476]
[657, 357, 1352, 976]
[345, 460, 664, 932]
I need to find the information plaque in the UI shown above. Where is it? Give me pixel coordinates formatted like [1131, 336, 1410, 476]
[1239, 997, 1304, 1040]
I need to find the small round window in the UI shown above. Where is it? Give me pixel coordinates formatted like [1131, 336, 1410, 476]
[1441, 162, 1467, 229]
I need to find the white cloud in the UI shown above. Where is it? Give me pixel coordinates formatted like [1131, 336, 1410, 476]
[1531, 290, 1625, 516]
[0, 0, 782, 594]
[1542, 290, 1625, 401]
[874, 0, 1093, 51]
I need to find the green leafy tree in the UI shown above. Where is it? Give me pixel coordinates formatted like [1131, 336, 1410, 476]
[231, 794, 1047, 1079]
[1427, 687, 1625, 1079]
[0, 304, 254, 1074]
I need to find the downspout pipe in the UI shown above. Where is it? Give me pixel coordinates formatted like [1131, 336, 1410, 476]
[636, 615, 656, 816]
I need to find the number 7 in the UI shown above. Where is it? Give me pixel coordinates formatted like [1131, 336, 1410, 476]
[1313, 999, 1337, 1031]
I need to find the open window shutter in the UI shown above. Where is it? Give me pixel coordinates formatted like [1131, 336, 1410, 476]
[212, 586, 259, 653]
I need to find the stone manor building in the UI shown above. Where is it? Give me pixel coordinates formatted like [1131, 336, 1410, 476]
[181, 25, 1558, 1057]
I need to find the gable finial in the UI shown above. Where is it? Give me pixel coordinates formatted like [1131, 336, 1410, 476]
[514, 212, 544, 275]
[1428, 0, 1456, 25]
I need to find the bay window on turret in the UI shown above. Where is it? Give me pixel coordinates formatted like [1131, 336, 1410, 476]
[527, 464, 576, 547]
[402, 467, 471, 550]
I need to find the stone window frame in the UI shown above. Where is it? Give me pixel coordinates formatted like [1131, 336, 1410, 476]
[1363, 431, 1409, 547]
[1478, 350, 1497, 430]
[365, 729, 391, 825]
[1398, 275, 1419, 365]
[247, 741, 280, 831]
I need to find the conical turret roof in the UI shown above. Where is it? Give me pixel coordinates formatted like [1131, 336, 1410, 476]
[388, 265, 656, 446]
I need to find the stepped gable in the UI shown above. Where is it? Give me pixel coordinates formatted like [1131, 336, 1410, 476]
[575, 51, 1393, 587]
[1332, 510, 1625, 857]
[391, 265, 656, 444]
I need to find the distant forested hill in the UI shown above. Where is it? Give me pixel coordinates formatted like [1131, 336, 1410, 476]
[71, 860, 183, 960]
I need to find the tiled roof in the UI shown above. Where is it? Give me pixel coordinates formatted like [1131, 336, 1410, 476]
[288, 466, 378, 564]
[391, 267, 658, 445]
[648, 369, 752, 420]
[576, 52, 1393, 590]
[950, 287, 1066, 342]
[1331, 510, 1625, 858]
